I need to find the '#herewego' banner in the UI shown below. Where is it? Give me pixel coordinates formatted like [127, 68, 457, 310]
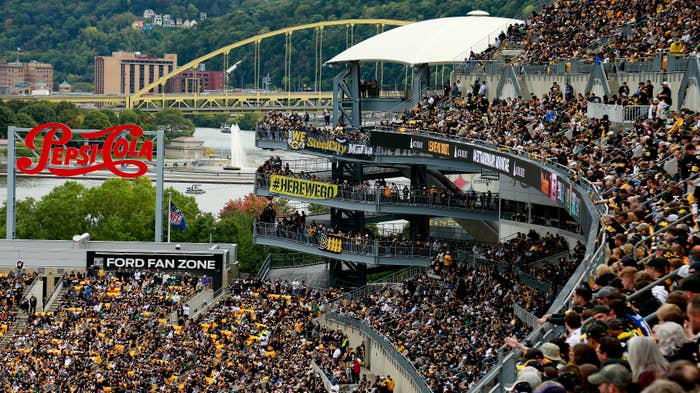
[269, 174, 338, 199]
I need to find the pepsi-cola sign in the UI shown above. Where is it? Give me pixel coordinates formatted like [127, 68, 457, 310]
[17, 123, 154, 178]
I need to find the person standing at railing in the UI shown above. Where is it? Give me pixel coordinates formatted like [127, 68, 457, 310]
[658, 81, 672, 106]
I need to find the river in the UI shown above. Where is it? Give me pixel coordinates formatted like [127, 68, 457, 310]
[0, 127, 301, 216]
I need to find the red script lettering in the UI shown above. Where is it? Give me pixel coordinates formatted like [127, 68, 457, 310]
[16, 123, 154, 178]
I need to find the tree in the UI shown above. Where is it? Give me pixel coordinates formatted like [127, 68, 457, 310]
[12, 112, 35, 128]
[117, 109, 140, 125]
[154, 108, 195, 138]
[82, 110, 112, 129]
[234, 113, 261, 131]
[18, 102, 56, 124]
[31, 181, 88, 239]
[0, 106, 14, 138]
[81, 177, 156, 241]
[217, 193, 285, 272]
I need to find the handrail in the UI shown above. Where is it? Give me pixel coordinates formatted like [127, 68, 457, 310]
[20, 273, 42, 302]
[633, 211, 696, 260]
[43, 278, 64, 312]
[323, 311, 433, 393]
[188, 286, 227, 321]
[254, 220, 432, 260]
[257, 253, 273, 280]
[256, 172, 500, 213]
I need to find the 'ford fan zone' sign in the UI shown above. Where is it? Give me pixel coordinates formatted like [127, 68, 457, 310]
[17, 122, 154, 178]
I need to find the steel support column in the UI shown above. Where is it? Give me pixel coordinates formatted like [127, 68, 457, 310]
[332, 61, 361, 130]
[412, 63, 430, 107]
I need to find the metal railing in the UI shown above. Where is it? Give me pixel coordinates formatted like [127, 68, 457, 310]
[331, 266, 426, 306]
[43, 279, 64, 312]
[270, 252, 323, 267]
[265, 158, 332, 172]
[256, 173, 500, 213]
[257, 253, 273, 280]
[586, 102, 650, 123]
[254, 221, 432, 259]
[323, 312, 433, 393]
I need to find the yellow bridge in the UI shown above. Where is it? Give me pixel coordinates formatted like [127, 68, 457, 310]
[2, 19, 412, 113]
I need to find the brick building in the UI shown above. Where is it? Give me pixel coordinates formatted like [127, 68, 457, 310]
[0, 61, 54, 95]
[171, 70, 225, 93]
[94, 51, 177, 95]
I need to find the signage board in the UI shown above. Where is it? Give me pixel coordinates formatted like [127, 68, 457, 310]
[17, 123, 154, 178]
[369, 130, 583, 222]
[87, 251, 225, 291]
[269, 174, 338, 199]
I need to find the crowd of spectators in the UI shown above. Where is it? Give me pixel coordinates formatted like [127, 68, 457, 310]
[257, 157, 498, 211]
[0, 268, 37, 339]
[332, 228, 578, 392]
[477, 0, 700, 64]
[256, 111, 369, 144]
[0, 271, 354, 392]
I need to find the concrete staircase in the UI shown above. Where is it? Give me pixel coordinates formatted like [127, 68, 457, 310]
[0, 313, 28, 348]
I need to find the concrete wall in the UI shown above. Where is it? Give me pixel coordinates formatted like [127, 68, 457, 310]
[499, 220, 584, 250]
[321, 314, 430, 393]
[455, 69, 695, 112]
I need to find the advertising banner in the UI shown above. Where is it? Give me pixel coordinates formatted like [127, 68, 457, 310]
[17, 123, 154, 178]
[370, 130, 583, 221]
[318, 233, 343, 253]
[86, 251, 225, 290]
[288, 129, 374, 158]
[269, 174, 338, 199]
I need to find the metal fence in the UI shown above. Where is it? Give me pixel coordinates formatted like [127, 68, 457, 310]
[256, 173, 499, 213]
[254, 221, 432, 259]
[323, 312, 433, 393]
[586, 102, 650, 123]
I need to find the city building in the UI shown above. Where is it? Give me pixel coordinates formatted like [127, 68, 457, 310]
[58, 81, 72, 93]
[171, 70, 225, 93]
[94, 51, 177, 95]
[0, 61, 54, 95]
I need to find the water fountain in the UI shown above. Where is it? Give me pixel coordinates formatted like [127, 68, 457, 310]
[224, 124, 244, 170]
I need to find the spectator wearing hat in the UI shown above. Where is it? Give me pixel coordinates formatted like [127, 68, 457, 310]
[587, 364, 632, 393]
[533, 381, 566, 393]
[680, 276, 700, 297]
[583, 320, 609, 350]
[541, 342, 565, 370]
[646, 258, 671, 303]
[593, 287, 618, 305]
[506, 366, 543, 393]
[658, 82, 672, 106]
[592, 305, 612, 322]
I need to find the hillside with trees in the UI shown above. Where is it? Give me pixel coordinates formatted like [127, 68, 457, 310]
[0, 0, 535, 91]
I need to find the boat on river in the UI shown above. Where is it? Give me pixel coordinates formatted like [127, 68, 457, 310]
[185, 184, 206, 194]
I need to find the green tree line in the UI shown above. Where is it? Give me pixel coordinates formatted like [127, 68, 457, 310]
[0, 100, 194, 139]
[0, 178, 277, 272]
[0, 0, 535, 90]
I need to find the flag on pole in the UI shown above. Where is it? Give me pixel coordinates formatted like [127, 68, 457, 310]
[169, 202, 187, 230]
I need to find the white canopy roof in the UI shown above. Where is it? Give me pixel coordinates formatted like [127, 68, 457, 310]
[327, 15, 524, 66]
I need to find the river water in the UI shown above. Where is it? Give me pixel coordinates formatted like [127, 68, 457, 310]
[0, 127, 299, 216]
